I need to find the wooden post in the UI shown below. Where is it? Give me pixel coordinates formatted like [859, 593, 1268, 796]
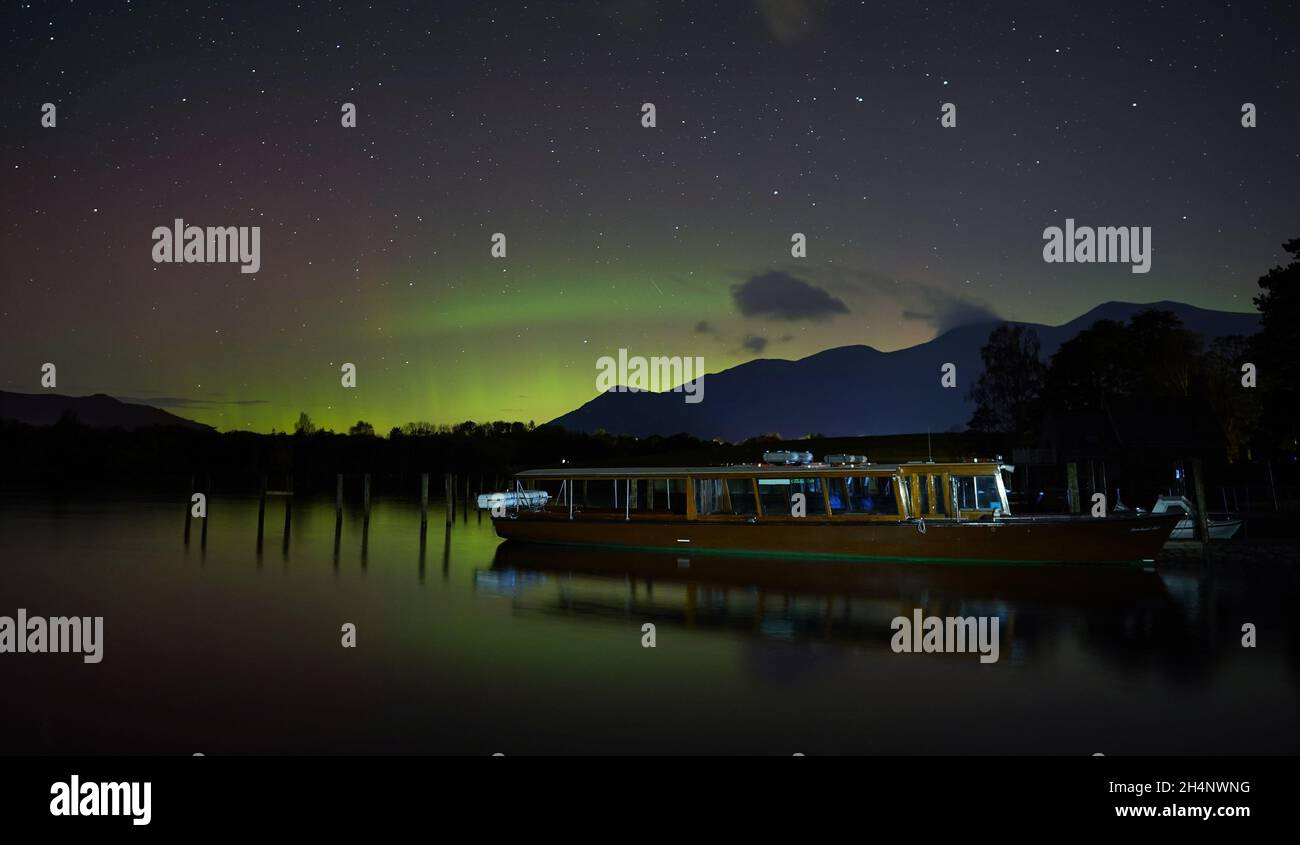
[421, 473, 429, 526]
[463, 474, 470, 522]
[1066, 463, 1080, 514]
[1192, 458, 1210, 562]
[333, 473, 343, 565]
[363, 473, 371, 516]
[200, 475, 210, 548]
[256, 474, 267, 547]
[445, 473, 453, 526]
[333, 509, 342, 567]
[282, 474, 293, 552]
[184, 475, 194, 544]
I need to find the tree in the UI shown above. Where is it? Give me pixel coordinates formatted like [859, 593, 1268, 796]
[293, 412, 316, 435]
[400, 421, 438, 436]
[1202, 335, 1262, 462]
[967, 324, 1047, 436]
[1127, 308, 1203, 398]
[1042, 318, 1134, 416]
[348, 420, 375, 437]
[1253, 237, 1300, 444]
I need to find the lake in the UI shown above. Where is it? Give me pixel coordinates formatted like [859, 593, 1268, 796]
[1, 494, 1296, 755]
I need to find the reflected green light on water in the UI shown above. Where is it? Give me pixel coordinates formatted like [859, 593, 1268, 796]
[0, 494, 1296, 755]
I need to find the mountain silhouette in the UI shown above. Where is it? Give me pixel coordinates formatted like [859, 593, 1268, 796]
[0, 391, 213, 431]
[549, 301, 1261, 441]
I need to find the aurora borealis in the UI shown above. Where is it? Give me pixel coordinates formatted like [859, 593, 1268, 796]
[2, 1, 1296, 433]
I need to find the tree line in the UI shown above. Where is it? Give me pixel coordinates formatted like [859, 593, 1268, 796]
[967, 238, 1297, 466]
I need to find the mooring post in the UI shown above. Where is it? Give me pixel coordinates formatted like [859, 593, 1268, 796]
[333, 512, 342, 568]
[282, 474, 293, 553]
[256, 474, 267, 548]
[1066, 463, 1081, 514]
[200, 475, 210, 548]
[336, 473, 344, 514]
[445, 473, 453, 526]
[421, 472, 429, 526]
[184, 474, 194, 544]
[1192, 458, 1211, 562]
[464, 474, 470, 522]
[363, 473, 371, 516]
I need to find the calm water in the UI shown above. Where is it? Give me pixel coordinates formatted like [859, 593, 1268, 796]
[1, 494, 1296, 755]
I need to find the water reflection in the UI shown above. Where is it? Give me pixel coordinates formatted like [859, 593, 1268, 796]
[2, 495, 1295, 755]
[488, 541, 1296, 683]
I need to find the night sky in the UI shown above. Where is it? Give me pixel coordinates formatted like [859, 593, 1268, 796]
[2, 1, 1296, 433]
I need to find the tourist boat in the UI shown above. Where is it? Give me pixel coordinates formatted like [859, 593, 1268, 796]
[480, 456, 1181, 565]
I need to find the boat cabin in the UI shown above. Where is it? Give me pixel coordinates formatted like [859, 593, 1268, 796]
[511, 459, 1011, 522]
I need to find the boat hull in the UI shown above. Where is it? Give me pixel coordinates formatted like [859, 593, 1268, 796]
[1168, 517, 1243, 541]
[491, 513, 1182, 565]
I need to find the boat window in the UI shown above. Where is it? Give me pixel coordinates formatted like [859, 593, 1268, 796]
[931, 475, 947, 515]
[534, 479, 567, 510]
[667, 478, 688, 515]
[917, 476, 930, 515]
[828, 478, 849, 514]
[636, 479, 664, 512]
[757, 478, 791, 515]
[694, 478, 725, 515]
[829, 476, 898, 515]
[756, 477, 825, 516]
[953, 475, 1002, 512]
[726, 478, 758, 515]
[795, 478, 826, 513]
[640, 478, 688, 514]
[580, 479, 617, 510]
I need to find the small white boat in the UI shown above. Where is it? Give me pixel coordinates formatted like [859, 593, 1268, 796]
[1151, 495, 1243, 540]
[476, 489, 550, 511]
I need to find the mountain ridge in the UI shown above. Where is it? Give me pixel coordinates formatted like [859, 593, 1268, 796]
[549, 300, 1261, 441]
[0, 391, 213, 431]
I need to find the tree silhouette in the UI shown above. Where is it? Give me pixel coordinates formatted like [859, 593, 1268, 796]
[967, 324, 1046, 436]
[1253, 237, 1300, 446]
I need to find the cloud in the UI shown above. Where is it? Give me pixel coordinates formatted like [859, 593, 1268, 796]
[731, 270, 850, 321]
[742, 335, 769, 353]
[901, 296, 1000, 333]
[122, 396, 269, 408]
[802, 266, 999, 333]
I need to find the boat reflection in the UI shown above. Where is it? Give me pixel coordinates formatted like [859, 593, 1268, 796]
[485, 541, 1209, 669]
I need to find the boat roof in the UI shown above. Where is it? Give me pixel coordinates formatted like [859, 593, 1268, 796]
[515, 461, 1005, 479]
